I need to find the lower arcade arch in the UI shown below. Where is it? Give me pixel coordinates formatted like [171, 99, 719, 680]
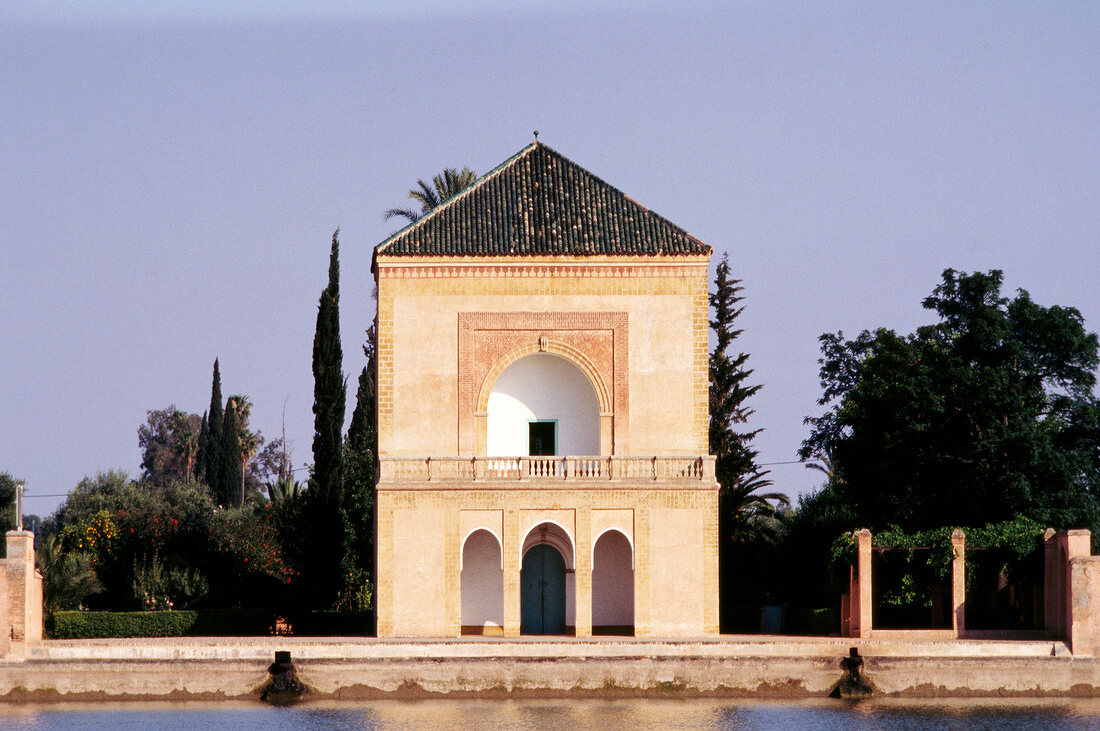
[460, 529, 503, 635]
[592, 529, 635, 635]
[520, 522, 576, 635]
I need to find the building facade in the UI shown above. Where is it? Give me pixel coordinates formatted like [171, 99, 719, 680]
[373, 142, 719, 637]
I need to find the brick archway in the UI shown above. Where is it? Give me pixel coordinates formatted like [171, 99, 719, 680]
[458, 312, 628, 456]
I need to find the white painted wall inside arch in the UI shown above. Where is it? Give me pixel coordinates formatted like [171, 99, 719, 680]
[592, 529, 634, 627]
[486, 353, 600, 456]
[460, 529, 503, 632]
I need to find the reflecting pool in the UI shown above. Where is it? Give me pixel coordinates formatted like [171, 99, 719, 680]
[2, 698, 1099, 730]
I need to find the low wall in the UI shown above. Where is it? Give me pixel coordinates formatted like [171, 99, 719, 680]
[0, 638, 1097, 701]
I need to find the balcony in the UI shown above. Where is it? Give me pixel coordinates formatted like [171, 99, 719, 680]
[379, 455, 716, 486]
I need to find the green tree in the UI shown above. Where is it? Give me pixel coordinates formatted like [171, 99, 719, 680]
[306, 229, 348, 606]
[709, 255, 786, 630]
[198, 359, 224, 492]
[339, 324, 378, 611]
[0, 472, 18, 535]
[221, 398, 243, 507]
[709, 254, 785, 536]
[138, 407, 202, 485]
[37, 535, 103, 613]
[384, 167, 477, 223]
[801, 269, 1100, 535]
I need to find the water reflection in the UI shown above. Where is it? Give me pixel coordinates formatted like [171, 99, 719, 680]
[1, 698, 1099, 730]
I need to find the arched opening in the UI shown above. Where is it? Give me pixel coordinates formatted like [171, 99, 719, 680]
[520, 522, 575, 635]
[592, 529, 635, 635]
[461, 529, 503, 635]
[487, 353, 599, 456]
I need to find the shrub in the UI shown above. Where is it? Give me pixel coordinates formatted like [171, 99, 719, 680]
[48, 609, 274, 638]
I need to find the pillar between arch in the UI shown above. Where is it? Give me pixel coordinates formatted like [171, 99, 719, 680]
[502, 510, 521, 637]
[574, 508, 593, 637]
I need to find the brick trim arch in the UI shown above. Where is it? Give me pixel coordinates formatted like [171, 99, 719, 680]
[475, 340, 612, 415]
[458, 312, 628, 455]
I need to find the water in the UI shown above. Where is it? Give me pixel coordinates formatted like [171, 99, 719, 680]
[2, 699, 1099, 730]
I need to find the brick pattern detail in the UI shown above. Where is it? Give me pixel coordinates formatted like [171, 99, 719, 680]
[692, 289, 709, 453]
[376, 259, 710, 280]
[458, 311, 629, 455]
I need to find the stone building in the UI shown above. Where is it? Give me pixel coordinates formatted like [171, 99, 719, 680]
[372, 142, 719, 637]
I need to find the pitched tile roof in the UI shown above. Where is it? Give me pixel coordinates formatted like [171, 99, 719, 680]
[374, 142, 711, 258]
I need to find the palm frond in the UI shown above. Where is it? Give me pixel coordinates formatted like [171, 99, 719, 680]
[384, 207, 420, 223]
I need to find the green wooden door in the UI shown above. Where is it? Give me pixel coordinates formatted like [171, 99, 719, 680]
[520, 544, 566, 634]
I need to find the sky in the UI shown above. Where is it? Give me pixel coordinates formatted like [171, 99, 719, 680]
[1, 2, 1097, 518]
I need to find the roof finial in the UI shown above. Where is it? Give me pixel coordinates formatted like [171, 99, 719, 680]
[533, 130, 539, 143]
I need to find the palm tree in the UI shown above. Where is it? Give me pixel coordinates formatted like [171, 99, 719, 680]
[385, 167, 478, 223]
[266, 475, 302, 505]
[240, 429, 260, 506]
[722, 470, 790, 545]
[36, 535, 103, 613]
[228, 395, 252, 428]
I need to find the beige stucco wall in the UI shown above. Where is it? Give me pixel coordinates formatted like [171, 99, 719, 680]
[374, 255, 710, 458]
[376, 486, 718, 638]
[373, 254, 715, 639]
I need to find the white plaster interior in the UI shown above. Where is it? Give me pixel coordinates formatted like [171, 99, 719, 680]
[592, 529, 635, 628]
[460, 529, 503, 631]
[487, 353, 600, 456]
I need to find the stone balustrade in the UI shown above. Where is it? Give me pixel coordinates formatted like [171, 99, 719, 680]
[379, 455, 716, 485]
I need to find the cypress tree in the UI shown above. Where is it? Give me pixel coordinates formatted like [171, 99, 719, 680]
[307, 229, 347, 606]
[221, 397, 243, 507]
[196, 411, 208, 486]
[346, 325, 377, 452]
[709, 253, 785, 631]
[340, 324, 377, 610]
[709, 254, 762, 488]
[201, 359, 224, 494]
[311, 230, 346, 502]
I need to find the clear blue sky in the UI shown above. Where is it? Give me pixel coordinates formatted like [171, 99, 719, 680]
[2, 2, 1097, 516]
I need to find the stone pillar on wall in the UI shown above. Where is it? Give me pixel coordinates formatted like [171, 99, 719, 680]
[951, 529, 966, 637]
[1065, 529, 1094, 656]
[852, 529, 873, 638]
[2, 531, 42, 657]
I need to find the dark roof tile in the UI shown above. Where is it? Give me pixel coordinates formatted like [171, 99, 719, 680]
[375, 143, 711, 258]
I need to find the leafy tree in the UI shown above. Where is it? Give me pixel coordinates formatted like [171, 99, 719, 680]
[43, 471, 296, 610]
[0, 472, 18, 535]
[138, 407, 202, 485]
[251, 438, 290, 489]
[384, 167, 477, 223]
[801, 269, 1100, 535]
[305, 229, 348, 606]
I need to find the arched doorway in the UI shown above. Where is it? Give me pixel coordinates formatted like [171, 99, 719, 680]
[592, 529, 635, 635]
[520, 522, 575, 635]
[461, 529, 503, 635]
[487, 353, 600, 456]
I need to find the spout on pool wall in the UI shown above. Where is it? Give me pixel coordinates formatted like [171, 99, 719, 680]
[829, 647, 873, 699]
[261, 651, 307, 705]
